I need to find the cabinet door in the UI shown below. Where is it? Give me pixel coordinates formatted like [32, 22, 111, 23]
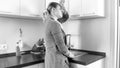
[38, 63, 44, 68]
[20, 0, 45, 17]
[70, 63, 86, 68]
[70, 59, 104, 68]
[0, 0, 19, 15]
[81, 0, 104, 17]
[80, 0, 96, 16]
[69, 0, 82, 16]
[86, 59, 104, 68]
[69, 0, 104, 19]
[46, 0, 69, 11]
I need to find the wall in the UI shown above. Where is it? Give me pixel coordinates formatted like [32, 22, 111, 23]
[0, 17, 45, 53]
[63, 18, 110, 53]
[63, 18, 110, 68]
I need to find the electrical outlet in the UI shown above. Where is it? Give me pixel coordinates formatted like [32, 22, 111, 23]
[0, 44, 7, 50]
[3, 44, 7, 50]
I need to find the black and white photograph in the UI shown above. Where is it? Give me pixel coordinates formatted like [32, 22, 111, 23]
[0, 0, 119, 68]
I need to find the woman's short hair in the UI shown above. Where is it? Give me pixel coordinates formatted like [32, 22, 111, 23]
[47, 2, 61, 15]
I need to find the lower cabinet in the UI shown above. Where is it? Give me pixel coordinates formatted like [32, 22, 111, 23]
[22, 59, 104, 68]
[38, 63, 44, 68]
[70, 59, 104, 68]
[23, 63, 44, 68]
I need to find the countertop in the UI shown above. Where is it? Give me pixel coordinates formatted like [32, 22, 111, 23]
[0, 49, 106, 68]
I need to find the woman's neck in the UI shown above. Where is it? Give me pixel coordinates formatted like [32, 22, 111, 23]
[51, 15, 58, 21]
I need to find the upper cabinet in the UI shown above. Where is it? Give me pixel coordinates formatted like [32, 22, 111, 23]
[0, 0, 45, 19]
[0, 0, 104, 19]
[20, 0, 45, 18]
[69, 0, 105, 19]
[0, 0, 19, 15]
[69, 0, 82, 16]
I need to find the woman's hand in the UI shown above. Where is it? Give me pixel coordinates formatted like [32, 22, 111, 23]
[42, 10, 49, 21]
[59, 0, 66, 13]
[59, 0, 65, 6]
[69, 52, 75, 58]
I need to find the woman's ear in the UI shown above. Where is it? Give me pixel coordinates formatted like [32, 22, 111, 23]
[51, 8, 56, 15]
[52, 8, 56, 12]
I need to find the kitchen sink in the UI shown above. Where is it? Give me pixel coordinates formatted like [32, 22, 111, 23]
[70, 51, 87, 57]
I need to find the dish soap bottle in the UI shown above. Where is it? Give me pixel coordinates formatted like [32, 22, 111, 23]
[16, 42, 21, 56]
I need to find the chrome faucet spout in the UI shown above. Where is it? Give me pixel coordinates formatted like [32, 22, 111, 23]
[66, 34, 72, 48]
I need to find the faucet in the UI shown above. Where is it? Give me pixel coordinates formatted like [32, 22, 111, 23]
[16, 41, 21, 56]
[66, 34, 73, 49]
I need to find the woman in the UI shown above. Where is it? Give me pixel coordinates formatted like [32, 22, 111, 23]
[44, 0, 74, 68]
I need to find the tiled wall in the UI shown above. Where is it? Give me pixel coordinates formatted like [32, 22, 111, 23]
[0, 17, 45, 53]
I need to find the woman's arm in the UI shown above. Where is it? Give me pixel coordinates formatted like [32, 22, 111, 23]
[59, 0, 65, 5]
[57, 11, 69, 23]
[51, 22, 70, 57]
[51, 22, 75, 58]
[57, 0, 69, 23]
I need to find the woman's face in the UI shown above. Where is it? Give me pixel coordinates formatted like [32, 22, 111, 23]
[53, 5, 63, 18]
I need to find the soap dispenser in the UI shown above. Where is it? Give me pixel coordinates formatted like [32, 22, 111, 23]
[16, 42, 21, 56]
